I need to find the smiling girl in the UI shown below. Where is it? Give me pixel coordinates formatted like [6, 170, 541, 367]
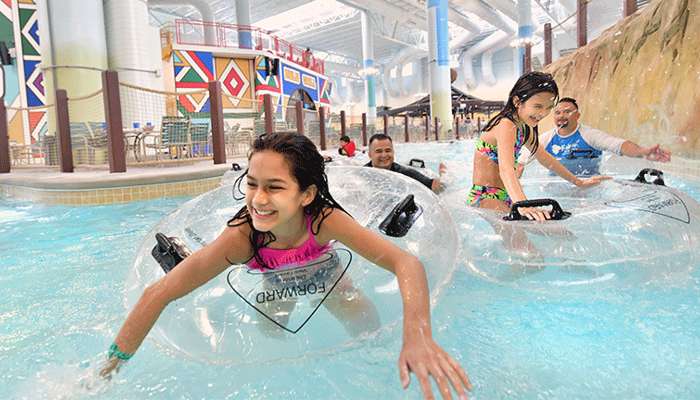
[101, 133, 471, 400]
[469, 72, 609, 220]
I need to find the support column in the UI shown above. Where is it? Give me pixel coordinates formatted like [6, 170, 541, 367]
[524, 43, 532, 73]
[295, 101, 304, 135]
[319, 107, 327, 151]
[544, 23, 552, 66]
[623, 0, 637, 17]
[209, 80, 226, 164]
[424, 115, 429, 141]
[427, 0, 452, 139]
[404, 115, 409, 143]
[518, 0, 534, 75]
[263, 94, 274, 134]
[55, 89, 74, 173]
[361, 113, 367, 147]
[577, 0, 587, 47]
[38, 0, 108, 141]
[340, 110, 346, 137]
[455, 116, 460, 140]
[235, 0, 253, 49]
[0, 100, 9, 173]
[434, 117, 439, 141]
[102, 71, 126, 173]
[360, 11, 377, 125]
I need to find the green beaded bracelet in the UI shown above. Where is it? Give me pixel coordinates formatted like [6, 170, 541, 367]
[108, 342, 133, 361]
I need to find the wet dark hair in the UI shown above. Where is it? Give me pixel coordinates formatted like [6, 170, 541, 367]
[368, 133, 392, 145]
[482, 71, 559, 154]
[340, 135, 351, 142]
[558, 97, 578, 109]
[228, 133, 348, 269]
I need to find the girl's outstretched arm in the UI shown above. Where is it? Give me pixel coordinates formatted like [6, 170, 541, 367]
[100, 225, 251, 377]
[319, 209, 471, 400]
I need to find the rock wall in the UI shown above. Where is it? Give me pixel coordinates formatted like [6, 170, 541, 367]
[544, 0, 700, 157]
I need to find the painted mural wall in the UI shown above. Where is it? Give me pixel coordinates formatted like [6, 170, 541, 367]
[544, 0, 700, 157]
[0, 0, 46, 146]
[172, 50, 332, 121]
[172, 50, 254, 117]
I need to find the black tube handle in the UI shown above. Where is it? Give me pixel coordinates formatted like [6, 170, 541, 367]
[633, 168, 665, 186]
[408, 158, 425, 168]
[151, 233, 192, 273]
[503, 198, 571, 221]
[379, 194, 423, 237]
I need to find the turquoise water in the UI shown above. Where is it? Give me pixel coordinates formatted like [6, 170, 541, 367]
[2, 140, 700, 399]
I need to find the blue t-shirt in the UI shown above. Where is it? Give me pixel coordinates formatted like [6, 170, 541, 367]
[546, 129, 603, 176]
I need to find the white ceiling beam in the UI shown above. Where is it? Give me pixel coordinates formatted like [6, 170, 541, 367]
[479, 0, 518, 22]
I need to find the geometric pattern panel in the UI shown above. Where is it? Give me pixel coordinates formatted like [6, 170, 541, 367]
[318, 77, 332, 105]
[174, 50, 214, 115]
[16, 1, 45, 142]
[280, 61, 319, 102]
[253, 55, 282, 113]
[215, 57, 251, 110]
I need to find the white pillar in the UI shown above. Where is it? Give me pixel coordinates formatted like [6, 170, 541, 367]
[427, 0, 452, 138]
[360, 11, 376, 124]
[235, 0, 253, 49]
[518, 0, 534, 74]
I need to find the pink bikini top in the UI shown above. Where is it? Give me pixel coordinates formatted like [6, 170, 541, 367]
[246, 214, 331, 271]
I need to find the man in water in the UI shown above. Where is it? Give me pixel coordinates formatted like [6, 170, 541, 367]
[534, 97, 672, 175]
[365, 134, 446, 194]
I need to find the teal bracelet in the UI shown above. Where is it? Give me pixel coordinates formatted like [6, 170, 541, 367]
[108, 342, 134, 361]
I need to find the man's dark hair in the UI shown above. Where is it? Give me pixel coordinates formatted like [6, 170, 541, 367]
[368, 133, 392, 145]
[558, 97, 579, 109]
[340, 135, 350, 142]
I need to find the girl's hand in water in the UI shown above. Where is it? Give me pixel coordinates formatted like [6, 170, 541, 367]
[575, 175, 612, 188]
[517, 206, 550, 222]
[98, 357, 122, 380]
[399, 335, 471, 399]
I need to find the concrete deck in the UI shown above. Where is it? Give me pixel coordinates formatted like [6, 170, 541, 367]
[0, 158, 246, 205]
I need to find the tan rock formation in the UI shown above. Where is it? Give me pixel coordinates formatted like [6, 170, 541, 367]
[544, 0, 700, 157]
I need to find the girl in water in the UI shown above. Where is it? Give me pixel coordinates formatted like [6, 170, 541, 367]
[470, 72, 609, 220]
[101, 132, 471, 400]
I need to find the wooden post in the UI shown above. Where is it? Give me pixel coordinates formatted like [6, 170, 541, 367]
[361, 113, 367, 147]
[340, 110, 346, 137]
[55, 89, 74, 173]
[524, 42, 532, 73]
[404, 115, 409, 143]
[577, 0, 587, 47]
[101, 71, 126, 173]
[295, 101, 304, 135]
[383, 114, 388, 135]
[424, 115, 429, 141]
[455, 116, 460, 140]
[544, 23, 552, 66]
[434, 116, 439, 141]
[208, 80, 226, 164]
[318, 106, 327, 150]
[263, 94, 274, 134]
[0, 101, 9, 173]
[623, 0, 637, 17]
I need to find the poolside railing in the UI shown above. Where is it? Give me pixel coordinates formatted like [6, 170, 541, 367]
[0, 70, 472, 174]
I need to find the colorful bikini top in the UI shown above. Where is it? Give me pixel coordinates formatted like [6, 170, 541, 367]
[246, 214, 332, 271]
[475, 123, 527, 166]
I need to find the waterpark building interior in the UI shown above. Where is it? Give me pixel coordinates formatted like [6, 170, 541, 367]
[2, 0, 700, 399]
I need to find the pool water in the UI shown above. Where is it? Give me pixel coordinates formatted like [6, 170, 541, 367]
[2, 140, 700, 399]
